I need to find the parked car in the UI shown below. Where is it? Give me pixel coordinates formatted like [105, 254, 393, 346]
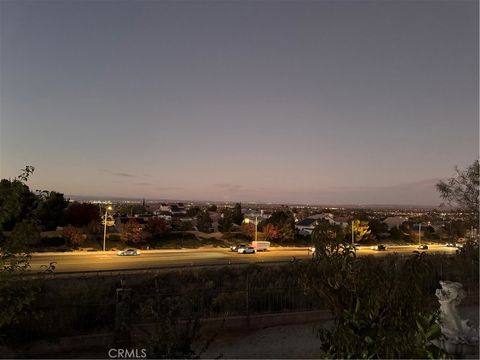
[445, 242, 456, 247]
[371, 244, 386, 251]
[308, 246, 316, 254]
[238, 246, 256, 254]
[418, 244, 429, 250]
[230, 244, 247, 252]
[118, 248, 140, 256]
[347, 243, 360, 250]
[455, 243, 464, 249]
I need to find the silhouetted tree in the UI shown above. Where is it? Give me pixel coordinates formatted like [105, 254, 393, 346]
[263, 223, 279, 241]
[186, 206, 201, 217]
[197, 211, 212, 233]
[0, 166, 43, 336]
[35, 191, 68, 230]
[436, 160, 479, 224]
[207, 204, 217, 212]
[368, 218, 389, 239]
[62, 225, 83, 247]
[65, 203, 100, 227]
[145, 218, 170, 238]
[0, 167, 38, 231]
[219, 210, 234, 232]
[122, 219, 142, 243]
[10, 220, 41, 247]
[232, 203, 243, 225]
[241, 222, 256, 240]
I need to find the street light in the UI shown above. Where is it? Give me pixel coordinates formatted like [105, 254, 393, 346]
[351, 220, 355, 246]
[418, 223, 422, 245]
[103, 205, 113, 251]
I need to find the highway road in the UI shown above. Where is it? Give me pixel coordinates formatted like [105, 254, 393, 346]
[28, 245, 459, 273]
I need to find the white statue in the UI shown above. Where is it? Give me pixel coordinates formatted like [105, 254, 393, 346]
[434, 281, 478, 355]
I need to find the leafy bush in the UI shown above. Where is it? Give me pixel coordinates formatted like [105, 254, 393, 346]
[298, 220, 446, 359]
[40, 236, 66, 247]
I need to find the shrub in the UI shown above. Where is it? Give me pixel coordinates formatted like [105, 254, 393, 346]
[108, 234, 122, 242]
[40, 236, 66, 247]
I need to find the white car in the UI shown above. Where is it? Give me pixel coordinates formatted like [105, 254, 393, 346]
[118, 248, 140, 256]
[231, 244, 247, 252]
[308, 246, 316, 254]
[238, 246, 256, 254]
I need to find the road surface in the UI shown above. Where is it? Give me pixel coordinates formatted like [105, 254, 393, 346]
[27, 245, 458, 273]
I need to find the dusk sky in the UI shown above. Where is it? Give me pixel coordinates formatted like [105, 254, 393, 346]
[1, 0, 478, 205]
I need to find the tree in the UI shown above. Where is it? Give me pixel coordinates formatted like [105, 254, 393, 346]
[65, 203, 100, 227]
[186, 206, 201, 217]
[35, 191, 68, 230]
[62, 225, 83, 247]
[263, 223, 279, 241]
[447, 219, 467, 241]
[264, 210, 294, 228]
[241, 222, 256, 239]
[207, 204, 217, 212]
[218, 210, 234, 233]
[351, 220, 371, 242]
[0, 166, 42, 334]
[278, 223, 295, 242]
[122, 219, 142, 243]
[145, 218, 170, 239]
[232, 203, 243, 225]
[196, 211, 212, 233]
[263, 210, 295, 242]
[0, 166, 38, 231]
[9, 220, 41, 247]
[87, 219, 102, 236]
[368, 218, 389, 239]
[436, 160, 479, 224]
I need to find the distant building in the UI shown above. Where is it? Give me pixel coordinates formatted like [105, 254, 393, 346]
[295, 218, 319, 235]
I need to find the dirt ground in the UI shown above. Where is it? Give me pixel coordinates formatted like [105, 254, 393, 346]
[198, 322, 326, 359]
[199, 305, 479, 359]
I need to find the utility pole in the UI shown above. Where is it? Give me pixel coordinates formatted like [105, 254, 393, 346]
[255, 216, 258, 242]
[103, 205, 112, 251]
[418, 223, 422, 245]
[351, 221, 354, 245]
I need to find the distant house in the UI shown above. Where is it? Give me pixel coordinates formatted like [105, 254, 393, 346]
[171, 204, 187, 216]
[295, 218, 319, 235]
[294, 213, 350, 235]
[383, 216, 408, 230]
[308, 213, 334, 220]
[159, 203, 172, 213]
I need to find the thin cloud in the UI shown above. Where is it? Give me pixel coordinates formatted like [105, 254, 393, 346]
[104, 170, 138, 178]
[213, 183, 245, 192]
[115, 172, 137, 178]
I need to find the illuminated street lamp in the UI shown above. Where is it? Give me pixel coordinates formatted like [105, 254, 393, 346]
[103, 205, 113, 251]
